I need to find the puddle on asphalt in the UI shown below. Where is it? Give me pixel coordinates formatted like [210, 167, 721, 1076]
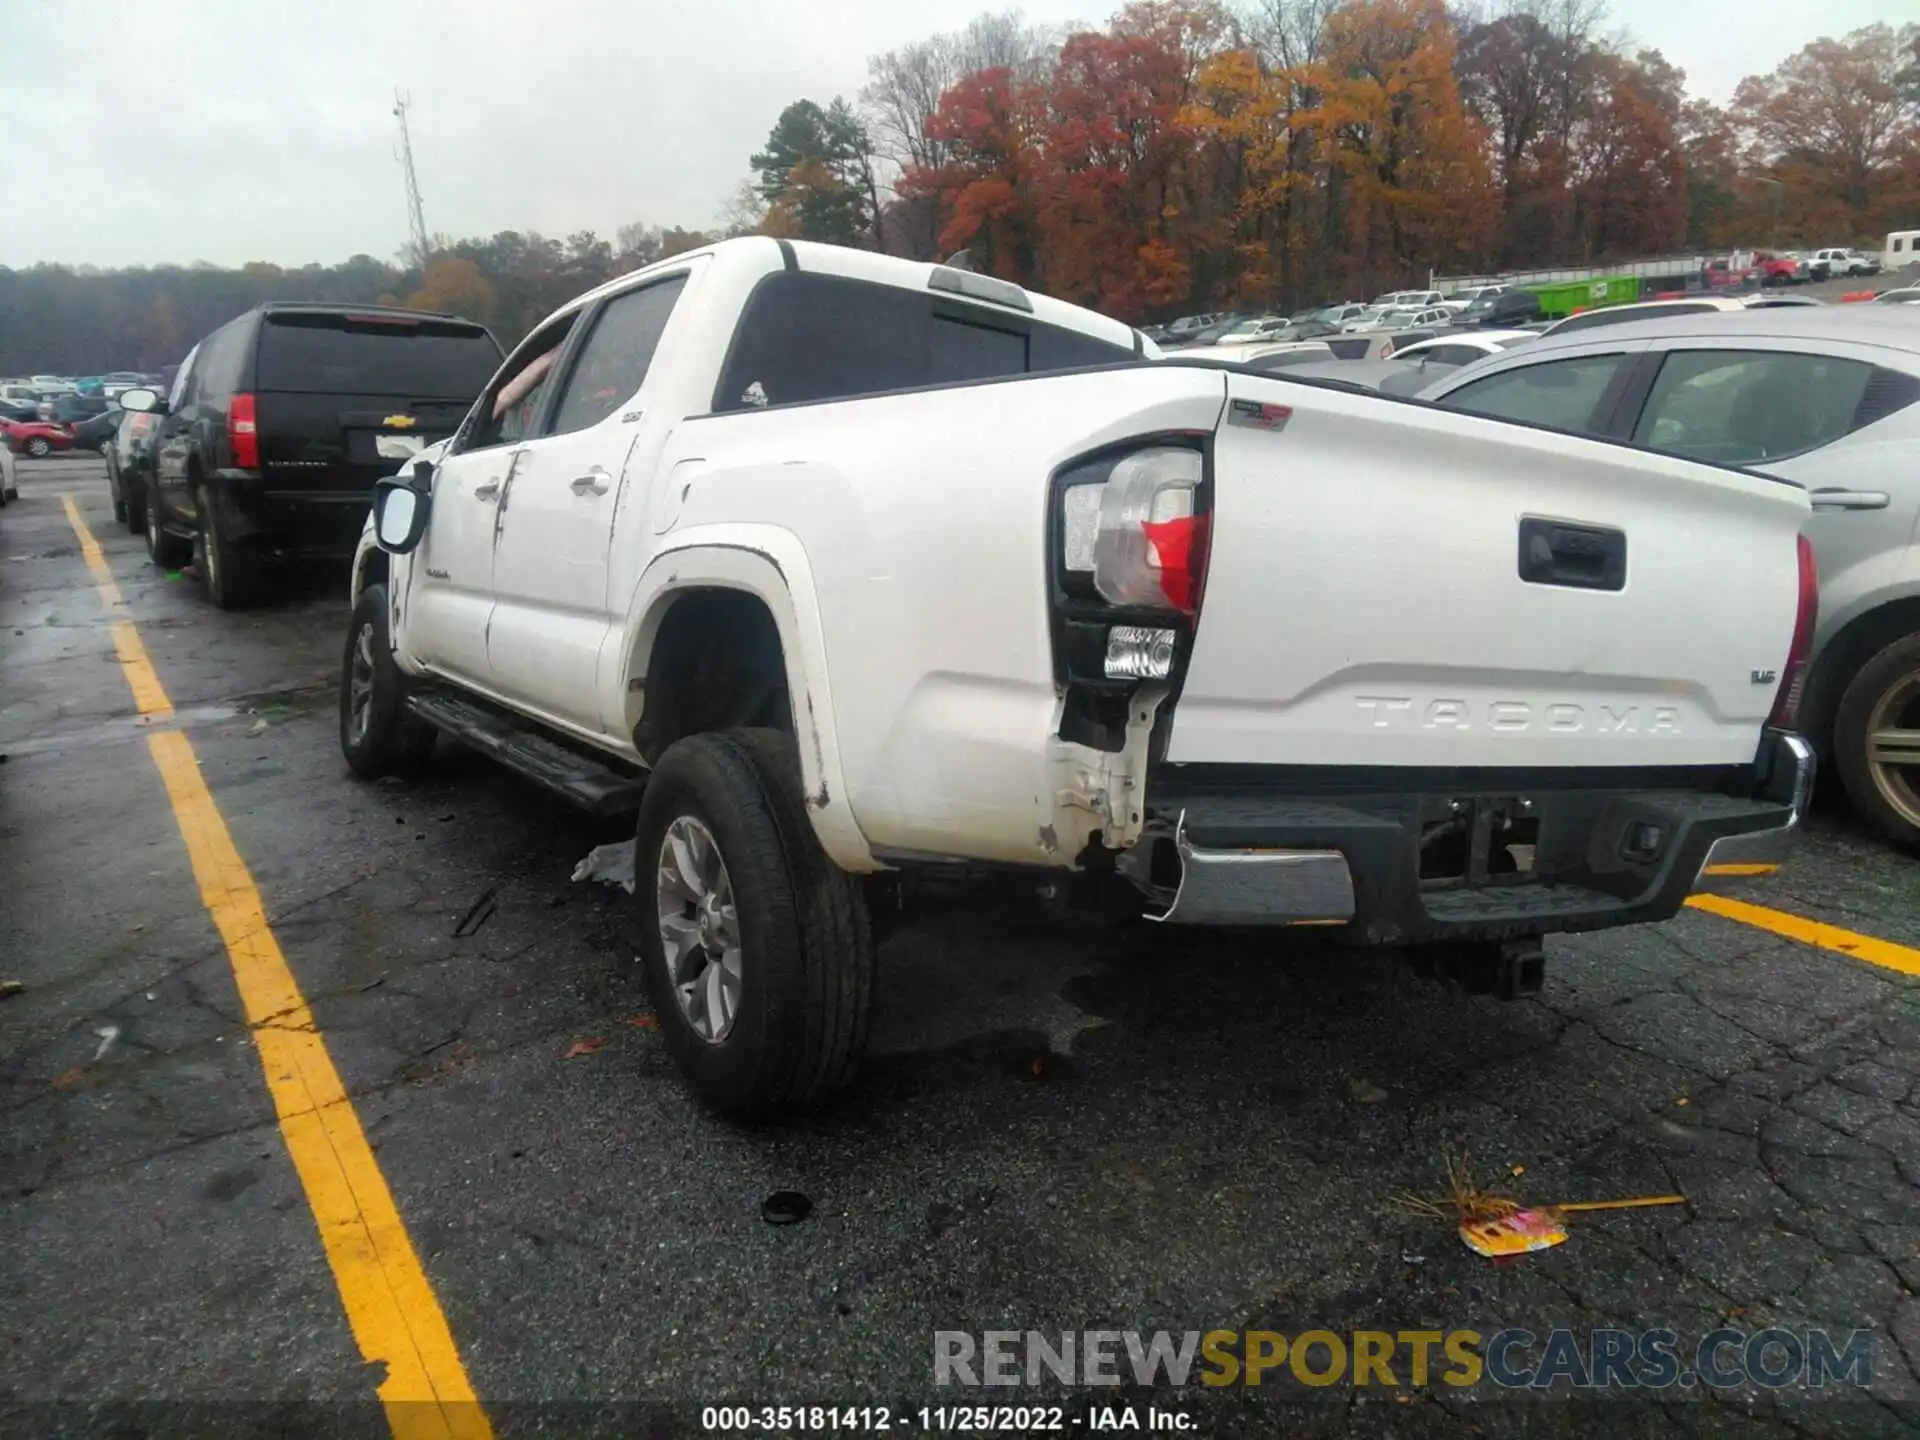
[0, 702, 243, 757]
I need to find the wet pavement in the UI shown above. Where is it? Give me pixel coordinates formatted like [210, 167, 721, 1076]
[3, 456, 1918, 1436]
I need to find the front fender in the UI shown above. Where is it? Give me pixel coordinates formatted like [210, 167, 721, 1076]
[612, 525, 876, 873]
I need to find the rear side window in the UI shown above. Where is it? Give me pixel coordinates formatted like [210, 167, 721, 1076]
[1437, 354, 1628, 433]
[1632, 350, 1884, 463]
[186, 319, 250, 401]
[256, 313, 502, 398]
[713, 271, 1132, 412]
[549, 276, 687, 436]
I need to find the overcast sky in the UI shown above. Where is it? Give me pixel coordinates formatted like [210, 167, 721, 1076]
[0, 0, 1894, 270]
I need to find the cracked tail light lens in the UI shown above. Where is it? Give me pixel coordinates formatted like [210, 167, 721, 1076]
[1061, 447, 1208, 616]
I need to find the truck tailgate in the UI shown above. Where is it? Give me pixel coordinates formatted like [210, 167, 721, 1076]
[1166, 374, 1812, 770]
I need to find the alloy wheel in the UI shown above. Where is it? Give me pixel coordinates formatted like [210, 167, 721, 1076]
[346, 622, 376, 745]
[655, 815, 743, 1044]
[1865, 670, 1920, 831]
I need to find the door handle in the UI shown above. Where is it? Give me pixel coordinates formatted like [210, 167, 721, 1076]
[1517, 516, 1627, 592]
[473, 479, 500, 500]
[1809, 488, 1889, 512]
[570, 468, 611, 495]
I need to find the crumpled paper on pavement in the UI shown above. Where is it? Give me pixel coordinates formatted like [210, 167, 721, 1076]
[571, 840, 636, 894]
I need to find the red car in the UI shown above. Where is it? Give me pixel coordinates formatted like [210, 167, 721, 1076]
[0, 417, 74, 457]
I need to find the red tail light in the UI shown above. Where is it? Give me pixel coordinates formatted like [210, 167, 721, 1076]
[1769, 533, 1818, 729]
[228, 393, 259, 469]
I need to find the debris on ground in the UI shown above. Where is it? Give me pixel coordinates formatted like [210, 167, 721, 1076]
[625, 1013, 658, 1029]
[762, 1190, 813, 1226]
[451, 883, 500, 938]
[246, 719, 269, 736]
[562, 1037, 608, 1060]
[1398, 1148, 1684, 1260]
[92, 1024, 120, 1061]
[0, 979, 24, 1001]
[571, 841, 636, 894]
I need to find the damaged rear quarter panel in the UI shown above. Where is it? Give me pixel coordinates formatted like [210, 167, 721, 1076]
[669, 366, 1225, 868]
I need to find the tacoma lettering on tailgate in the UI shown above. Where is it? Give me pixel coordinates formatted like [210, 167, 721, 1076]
[1354, 697, 1680, 734]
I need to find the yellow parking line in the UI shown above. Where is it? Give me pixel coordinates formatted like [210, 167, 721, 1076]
[61, 495, 490, 1440]
[1687, 894, 1920, 978]
[61, 494, 172, 718]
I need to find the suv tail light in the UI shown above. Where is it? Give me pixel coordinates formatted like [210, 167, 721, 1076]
[228, 393, 259, 469]
[1062, 447, 1210, 617]
[1769, 533, 1818, 729]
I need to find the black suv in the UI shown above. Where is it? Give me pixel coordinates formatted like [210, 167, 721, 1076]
[121, 303, 501, 607]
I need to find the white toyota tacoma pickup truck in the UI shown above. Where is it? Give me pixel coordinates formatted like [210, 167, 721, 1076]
[345, 237, 1817, 1115]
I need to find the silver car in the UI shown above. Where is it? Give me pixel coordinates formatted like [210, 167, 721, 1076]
[1419, 307, 1920, 847]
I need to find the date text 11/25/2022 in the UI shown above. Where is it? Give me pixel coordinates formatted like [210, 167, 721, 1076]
[701, 1405, 1194, 1432]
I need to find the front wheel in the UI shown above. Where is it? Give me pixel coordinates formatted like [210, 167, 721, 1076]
[636, 729, 875, 1116]
[24, 436, 50, 458]
[339, 583, 435, 779]
[107, 450, 127, 522]
[1833, 632, 1920, 849]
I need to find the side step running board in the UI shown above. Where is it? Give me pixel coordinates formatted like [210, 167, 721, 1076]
[406, 690, 647, 814]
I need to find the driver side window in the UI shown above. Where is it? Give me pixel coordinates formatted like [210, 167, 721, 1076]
[463, 316, 577, 452]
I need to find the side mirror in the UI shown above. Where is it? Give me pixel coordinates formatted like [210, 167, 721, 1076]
[372, 476, 431, 553]
[117, 388, 162, 414]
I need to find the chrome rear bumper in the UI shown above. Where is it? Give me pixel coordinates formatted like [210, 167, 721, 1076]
[1690, 731, 1815, 895]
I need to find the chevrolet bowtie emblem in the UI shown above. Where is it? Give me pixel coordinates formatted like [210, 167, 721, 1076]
[384, 414, 416, 429]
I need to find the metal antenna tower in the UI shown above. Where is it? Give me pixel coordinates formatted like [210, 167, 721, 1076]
[392, 91, 430, 267]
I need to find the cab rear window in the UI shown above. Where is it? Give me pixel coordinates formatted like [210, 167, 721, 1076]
[713, 271, 1133, 412]
[256, 313, 502, 398]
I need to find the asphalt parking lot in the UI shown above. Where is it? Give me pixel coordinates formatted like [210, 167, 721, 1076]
[4, 455, 1919, 1437]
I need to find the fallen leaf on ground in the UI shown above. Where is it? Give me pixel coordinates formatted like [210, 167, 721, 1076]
[563, 1037, 608, 1060]
[625, 1014, 659, 1029]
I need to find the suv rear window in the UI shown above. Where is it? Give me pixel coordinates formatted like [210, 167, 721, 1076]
[256, 312, 502, 398]
[713, 272, 1133, 412]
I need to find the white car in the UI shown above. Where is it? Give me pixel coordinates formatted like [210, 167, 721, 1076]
[1873, 287, 1920, 305]
[1371, 289, 1444, 308]
[345, 236, 1814, 1115]
[1540, 296, 1754, 337]
[1386, 331, 1537, 367]
[1808, 248, 1880, 281]
[1214, 317, 1295, 344]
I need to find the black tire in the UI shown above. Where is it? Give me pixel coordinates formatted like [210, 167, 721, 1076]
[339, 583, 436, 779]
[144, 478, 190, 568]
[636, 728, 874, 1116]
[107, 450, 127, 523]
[24, 436, 50, 458]
[125, 471, 147, 533]
[195, 482, 264, 609]
[1833, 632, 1920, 850]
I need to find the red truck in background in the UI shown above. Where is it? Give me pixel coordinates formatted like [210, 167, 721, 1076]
[1708, 251, 1804, 288]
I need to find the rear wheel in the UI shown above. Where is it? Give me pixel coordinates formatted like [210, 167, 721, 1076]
[24, 436, 50, 458]
[1833, 632, 1920, 849]
[195, 482, 264, 609]
[339, 583, 435, 779]
[144, 479, 190, 568]
[106, 447, 125, 521]
[636, 729, 874, 1116]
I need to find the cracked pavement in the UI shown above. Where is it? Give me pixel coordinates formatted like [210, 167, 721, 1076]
[3, 458, 1917, 1435]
